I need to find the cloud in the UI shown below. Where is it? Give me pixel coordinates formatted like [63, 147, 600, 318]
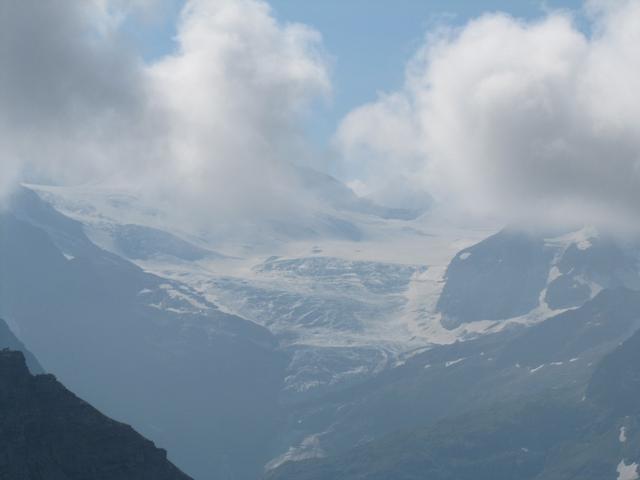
[335, 1, 640, 233]
[0, 0, 146, 188]
[336, 92, 427, 209]
[146, 0, 330, 220]
[0, 0, 330, 224]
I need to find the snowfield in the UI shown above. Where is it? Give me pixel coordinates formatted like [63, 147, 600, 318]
[26, 183, 639, 396]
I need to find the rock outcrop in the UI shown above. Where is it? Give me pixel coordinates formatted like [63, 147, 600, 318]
[0, 349, 192, 480]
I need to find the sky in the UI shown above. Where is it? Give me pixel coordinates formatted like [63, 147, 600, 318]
[126, 0, 587, 145]
[2, 0, 640, 235]
[270, 0, 587, 145]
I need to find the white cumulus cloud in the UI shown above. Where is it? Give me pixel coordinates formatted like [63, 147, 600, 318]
[0, 0, 330, 224]
[335, 0, 640, 233]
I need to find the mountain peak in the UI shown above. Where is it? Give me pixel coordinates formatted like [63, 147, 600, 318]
[0, 349, 30, 383]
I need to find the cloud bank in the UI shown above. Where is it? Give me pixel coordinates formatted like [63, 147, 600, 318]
[336, 0, 640, 233]
[0, 0, 329, 222]
[5, 0, 640, 235]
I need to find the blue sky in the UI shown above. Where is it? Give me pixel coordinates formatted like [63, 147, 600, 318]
[128, 0, 587, 145]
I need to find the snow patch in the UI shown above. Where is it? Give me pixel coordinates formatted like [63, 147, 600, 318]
[547, 226, 598, 252]
[547, 266, 561, 283]
[620, 427, 628, 443]
[159, 284, 210, 311]
[577, 238, 592, 250]
[445, 358, 465, 368]
[266, 433, 325, 471]
[617, 461, 639, 480]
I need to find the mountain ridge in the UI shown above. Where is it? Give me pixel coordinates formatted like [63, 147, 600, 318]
[0, 349, 192, 480]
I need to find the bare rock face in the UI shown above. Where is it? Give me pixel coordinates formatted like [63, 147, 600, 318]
[0, 349, 192, 480]
[0, 319, 43, 374]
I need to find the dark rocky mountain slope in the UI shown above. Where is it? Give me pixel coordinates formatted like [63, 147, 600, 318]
[0, 349, 191, 480]
[0, 318, 42, 374]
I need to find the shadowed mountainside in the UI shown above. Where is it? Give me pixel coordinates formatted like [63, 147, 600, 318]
[0, 349, 192, 480]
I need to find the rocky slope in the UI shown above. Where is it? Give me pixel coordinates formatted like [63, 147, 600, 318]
[266, 288, 640, 477]
[0, 318, 43, 374]
[0, 349, 191, 480]
[438, 227, 640, 328]
[1, 187, 287, 480]
[268, 321, 640, 480]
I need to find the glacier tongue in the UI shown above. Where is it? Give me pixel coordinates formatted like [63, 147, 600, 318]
[43, 183, 638, 395]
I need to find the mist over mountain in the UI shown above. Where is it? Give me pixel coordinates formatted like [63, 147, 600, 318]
[1, 188, 289, 479]
[5, 180, 639, 479]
